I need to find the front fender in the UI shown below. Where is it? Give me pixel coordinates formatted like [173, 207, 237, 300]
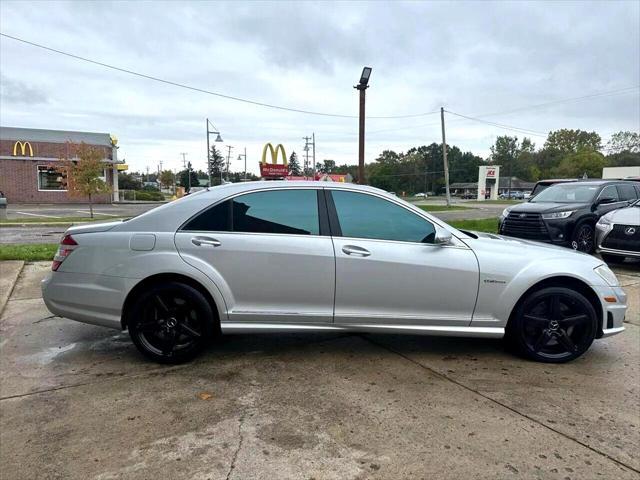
[471, 255, 605, 327]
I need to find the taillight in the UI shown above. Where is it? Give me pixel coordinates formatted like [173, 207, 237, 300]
[52, 234, 78, 271]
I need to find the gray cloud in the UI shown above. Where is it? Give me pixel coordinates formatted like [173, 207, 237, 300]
[0, 0, 638, 173]
[0, 75, 48, 105]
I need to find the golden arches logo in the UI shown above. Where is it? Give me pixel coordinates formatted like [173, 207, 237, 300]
[261, 143, 288, 165]
[13, 141, 34, 157]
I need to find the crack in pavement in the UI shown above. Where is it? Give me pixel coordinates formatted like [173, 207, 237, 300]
[225, 411, 247, 480]
[360, 334, 640, 476]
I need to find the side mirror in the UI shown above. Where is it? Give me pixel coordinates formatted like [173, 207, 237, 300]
[598, 197, 616, 205]
[434, 226, 453, 245]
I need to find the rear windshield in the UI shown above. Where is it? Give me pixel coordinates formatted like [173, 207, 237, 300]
[530, 183, 600, 203]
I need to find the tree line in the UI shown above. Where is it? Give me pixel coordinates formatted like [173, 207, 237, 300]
[321, 129, 639, 195]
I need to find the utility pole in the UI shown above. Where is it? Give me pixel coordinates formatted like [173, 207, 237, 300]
[181, 152, 190, 191]
[354, 67, 372, 184]
[303, 136, 311, 180]
[440, 107, 452, 206]
[243, 147, 247, 181]
[206, 118, 211, 187]
[312, 133, 316, 180]
[225, 145, 234, 182]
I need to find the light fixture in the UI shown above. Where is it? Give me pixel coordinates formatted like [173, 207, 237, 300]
[359, 67, 372, 86]
[215, 134, 223, 142]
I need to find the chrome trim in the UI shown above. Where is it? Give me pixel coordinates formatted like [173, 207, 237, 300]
[220, 322, 504, 338]
[600, 326, 625, 338]
[597, 246, 640, 258]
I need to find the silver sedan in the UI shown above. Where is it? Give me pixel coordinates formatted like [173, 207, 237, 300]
[42, 182, 627, 364]
[596, 199, 640, 263]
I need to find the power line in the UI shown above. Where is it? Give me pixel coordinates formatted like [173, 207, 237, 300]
[445, 110, 548, 137]
[0, 32, 439, 120]
[367, 87, 639, 135]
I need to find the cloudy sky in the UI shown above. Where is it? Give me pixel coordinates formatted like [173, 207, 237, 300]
[1, 0, 639, 175]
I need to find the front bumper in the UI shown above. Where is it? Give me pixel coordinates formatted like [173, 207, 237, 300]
[596, 223, 640, 258]
[499, 214, 576, 246]
[592, 285, 627, 338]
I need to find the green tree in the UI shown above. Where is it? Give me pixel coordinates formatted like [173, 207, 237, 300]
[57, 143, 111, 218]
[552, 151, 607, 179]
[159, 170, 175, 190]
[606, 131, 640, 154]
[318, 159, 336, 174]
[544, 129, 602, 154]
[117, 172, 142, 190]
[208, 145, 225, 184]
[178, 169, 199, 192]
[288, 151, 302, 175]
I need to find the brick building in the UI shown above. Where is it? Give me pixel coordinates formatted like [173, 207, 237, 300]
[0, 126, 121, 203]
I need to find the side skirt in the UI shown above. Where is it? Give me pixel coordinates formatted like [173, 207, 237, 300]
[220, 322, 505, 338]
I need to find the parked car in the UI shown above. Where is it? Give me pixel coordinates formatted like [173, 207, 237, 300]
[596, 199, 640, 263]
[414, 192, 428, 198]
[500, 191, 524, 200]
[42, 182, 626, 364]
[499, 180, 640, 252]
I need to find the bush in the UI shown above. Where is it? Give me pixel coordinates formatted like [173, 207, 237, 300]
[122, 190, 164, 201]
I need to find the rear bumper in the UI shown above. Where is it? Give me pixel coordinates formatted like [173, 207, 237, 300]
[41, 272, 133, 330]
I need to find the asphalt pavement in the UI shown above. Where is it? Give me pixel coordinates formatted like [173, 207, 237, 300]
[0, 262, 638, 479]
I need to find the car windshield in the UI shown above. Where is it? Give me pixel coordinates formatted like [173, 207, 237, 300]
[530, 183, 600, 203]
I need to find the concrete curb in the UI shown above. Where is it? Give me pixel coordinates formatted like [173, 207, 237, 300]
[0, 260, 25, 317]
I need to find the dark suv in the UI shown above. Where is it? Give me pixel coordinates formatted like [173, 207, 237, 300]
[498, 180, 640, 252]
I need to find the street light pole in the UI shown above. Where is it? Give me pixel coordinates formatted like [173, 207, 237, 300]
[355, 67, 372, 185]
[237, 148, 247, 182]
[206, 118, 224, 186]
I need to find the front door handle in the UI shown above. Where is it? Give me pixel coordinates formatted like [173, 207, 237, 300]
[191, 236, 221, 247]
[342, 245, 371, 257]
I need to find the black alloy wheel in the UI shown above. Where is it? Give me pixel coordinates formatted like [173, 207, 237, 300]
[509, 287, 597, 363]
[571, 223, 595, 253]
[128, 282, 215, 363]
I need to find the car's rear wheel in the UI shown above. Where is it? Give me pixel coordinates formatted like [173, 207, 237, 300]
[128, 282, 215, 363]
[571, 222, 595, 253]
[508, 287, 597, 363]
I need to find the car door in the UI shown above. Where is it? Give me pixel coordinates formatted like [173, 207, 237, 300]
[174, 188, 335, 323]
[327, 189, 479, 327]
[595, 184, 627, 216]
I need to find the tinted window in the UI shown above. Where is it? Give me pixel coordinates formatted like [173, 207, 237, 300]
[331, 190, 436, 243]
[183, 200, 231, 231]
[530, 184, 599, 203]
[232, 190, 319, 235]
[617, 183, 638, 200]
[598, 185, 620, 202]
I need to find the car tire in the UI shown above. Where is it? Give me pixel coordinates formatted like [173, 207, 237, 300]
[507, 286, 597, 363]
[601, 253, 625, 264]
[128, 282, 216, 364]
[571, 221, 595, 253]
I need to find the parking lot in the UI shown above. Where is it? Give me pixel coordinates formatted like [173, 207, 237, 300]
[0, 261, 638, 479]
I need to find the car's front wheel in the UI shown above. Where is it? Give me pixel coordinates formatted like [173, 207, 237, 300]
[128, 282, 215, 363]
[508, 287, 597, 363]
[571, 222, 595, 253]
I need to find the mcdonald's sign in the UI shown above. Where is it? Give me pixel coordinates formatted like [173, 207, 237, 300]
[13, 141, 34, 157]
[260, 142, 289, 178]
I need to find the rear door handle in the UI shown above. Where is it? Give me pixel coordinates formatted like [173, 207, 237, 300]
[342, 245, 371, 257]
[191, 236, 221, 247]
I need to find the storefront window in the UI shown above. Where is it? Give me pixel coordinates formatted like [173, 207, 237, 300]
[37, 166, 66, 191]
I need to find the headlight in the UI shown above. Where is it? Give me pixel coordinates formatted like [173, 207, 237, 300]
[595, 265, 620, 287]
[597, 216, 612, 227]
[541, 210, 574, 220]
[501, 207, 513, 218]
